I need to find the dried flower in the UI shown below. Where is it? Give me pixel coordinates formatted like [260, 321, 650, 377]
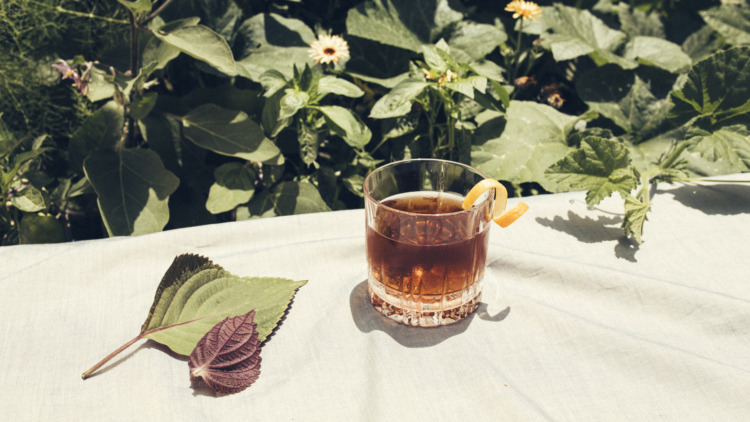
[505, 0, 542, 21]
[514, 75, 537, 89]
[546, 92, 564, 109]
[309, 34, 350, 65]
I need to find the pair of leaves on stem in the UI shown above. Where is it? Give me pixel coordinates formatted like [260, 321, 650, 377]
[83, 254, 306, 395]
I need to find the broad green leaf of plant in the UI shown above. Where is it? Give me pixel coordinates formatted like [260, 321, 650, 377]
[317, 76, 364, 100]
[142, 17, 200, 71]
[446, 21, 507, 62]
[83, 148, 179, 236]
[206, 162, 257, 214]
[540, 4, 636, 69]
[576, 65, 671, 139]
[316, 105, 372, 150]
[622, 195, 649, 244]
[153, 24, 236, 75]
[369, 80, 430, 119]
[244, 181, 331, 218]
[617, 3, 664, 38]
[18, 213, 66, 244]
[182, 104, 283, 164]
[0, 117, 21, 159]
[624, 36, 692, 73]
[141, 254, 306, 355]
[686, 124, 750, 172]
[234, 13, 316, 81]
[69, 101, 124, 171]
[700, 4, 750, 46]
[259, 70, 290, 98]
[669, 46, 750, 127]
[344, 36, 412, 88]
[279, 89, 310, 120]
[346, 0, 462, 53]
[471, 101, 579, 192]
[545, 136, 638, 205]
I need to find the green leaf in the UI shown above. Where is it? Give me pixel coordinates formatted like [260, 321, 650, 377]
[234, 13, 316, 82]
[624, 36, 692, 73]
[141, 254, 307, 355]
[18, 213, 65, 244]
[317, 76, 364, 99]
[0, 118, 21, 158]
[369, 80, 430, 119]
[545, 136, 638, 205]
[182, 104, 283, 163]
[700, 5, 750, 46]
[206, 163, 257, 214]
[576, 65, 671, 138]
[298, 123, 321, 168]
[540, 4, 636, 68]
[345, 0, 462, 53]
[471, 101, 579, 191]
[617, 3, 665, 38]
[83, 148, 179, 236]
[446, 75, 487, 99]
[344, 36, 412, 88]
[278, 89, 309, 120]
[153, 24, 236, 75]
[669, 46, 750, 127]
[258, 70, 289, 98]
[622, 195, 649, 244]
[142, 17, 197, 71]
[446, 21, 507, 62]
[10, 186, 47, 212]
[686, 124, 750, 172]
[129, 92, 158, 121]
[116, 0, 152, 14]
[246, 181, 331, 218]
[316, 105, 372, 149]
[68, 101, 124, 171]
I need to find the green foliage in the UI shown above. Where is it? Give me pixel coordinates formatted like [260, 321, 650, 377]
[3, 0, 749, 245]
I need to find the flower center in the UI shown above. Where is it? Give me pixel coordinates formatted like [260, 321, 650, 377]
[324, 48, 336, 55]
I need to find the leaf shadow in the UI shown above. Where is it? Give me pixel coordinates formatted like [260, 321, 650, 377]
[349, 280, 510, 348]
[660, 183, 750, 215]
[535, 210, 639, 262]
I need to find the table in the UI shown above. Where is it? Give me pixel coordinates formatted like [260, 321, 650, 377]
[2, 175, 749, 421]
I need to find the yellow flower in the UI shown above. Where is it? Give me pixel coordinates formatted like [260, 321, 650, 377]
[505, 0, 542, 21]
[309, 34, 350, 65]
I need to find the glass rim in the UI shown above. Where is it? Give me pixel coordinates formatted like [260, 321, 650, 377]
[363, 158, 494, 217]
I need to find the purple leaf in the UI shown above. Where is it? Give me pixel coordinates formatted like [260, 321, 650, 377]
[188, 310, 262, 394]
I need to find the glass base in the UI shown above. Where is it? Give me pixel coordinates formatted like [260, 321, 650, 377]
[367, 272, 482, 327]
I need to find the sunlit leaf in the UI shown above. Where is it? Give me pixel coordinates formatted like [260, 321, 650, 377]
[624, 36, 692, 73]
[206, 163, 257, 214]
[316, 105, 372, 149]
[622, 195, 649, 244]
[182, 104, 282, 164]
[369, 80, 430, 119]
[153, 25, 236, 75]
[700, 5, 750, 46]
[83, 148, 179, 236]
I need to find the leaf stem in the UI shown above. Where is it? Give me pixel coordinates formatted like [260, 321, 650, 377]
[81, 334, 144, 379]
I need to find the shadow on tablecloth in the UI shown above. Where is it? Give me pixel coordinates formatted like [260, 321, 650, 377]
[349, 280, 510, 348]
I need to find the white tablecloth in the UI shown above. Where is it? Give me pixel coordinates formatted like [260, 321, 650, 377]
[2, 175, 749, 421]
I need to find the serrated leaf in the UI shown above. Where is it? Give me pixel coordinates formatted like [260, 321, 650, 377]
[622, 195, 649, 244]
[471, 101, 578, 191]
[369, 80, 430, 119]
[83, 148, 179, 236]
[624, 36, 692, 73]
[545, 136, 638, 205]
[345, 0, 462, 53]
[141, 254, 307, 355]
[700, 5, 750, 46]
[206, 163, 257, 214]
[182, 104, 282, 163]
[316, 105, 372, 149]
[153, 25, 236, 75]
[686, 124, 750, 171]
[669, 46, 750, 127]
[540, 4, 636, 69]
[298, 123, 321, 168]
[189, 310, 262, 394]
[577, 65, 671, 138]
